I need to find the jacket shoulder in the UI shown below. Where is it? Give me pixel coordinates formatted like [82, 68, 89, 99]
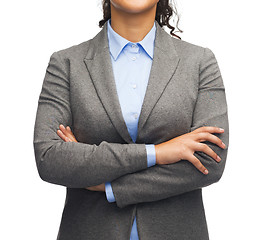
[52, 38, 93, 61]
[170, 37, 214, 60]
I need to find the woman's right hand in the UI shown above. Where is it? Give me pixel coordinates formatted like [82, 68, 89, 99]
[155, 126, 226, 175]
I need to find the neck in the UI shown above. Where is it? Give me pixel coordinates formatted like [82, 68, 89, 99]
[110, 4, 157, 43]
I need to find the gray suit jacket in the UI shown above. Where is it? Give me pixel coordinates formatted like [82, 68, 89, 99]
[33, 20, 229, 240]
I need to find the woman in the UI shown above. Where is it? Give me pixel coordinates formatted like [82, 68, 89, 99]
[33, 0, 229, 239]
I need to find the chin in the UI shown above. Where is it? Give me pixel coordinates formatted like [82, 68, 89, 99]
[111, 0, 159, 14]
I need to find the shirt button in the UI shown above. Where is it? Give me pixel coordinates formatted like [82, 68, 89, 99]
[131, 56, 136, 61]
[134, 113, 138, 119]
[131, 44, 136, 48]
[132, 84, 137, 89]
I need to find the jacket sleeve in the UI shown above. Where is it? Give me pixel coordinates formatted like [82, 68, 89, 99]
[109, 47, 229, 208]
[33, 51, 149, 188]
[105, 144, 156, 202]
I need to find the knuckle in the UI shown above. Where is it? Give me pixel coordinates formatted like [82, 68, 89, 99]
[199, 143, 208, 151]
[194, 158, 201, 167]
[208, 126, 215, 132]
[200, 144, 207, 151]
[202, 132, 210, 139]
[198, 132, 204, 138]
[203, 126, 209, 132]
[206, 132, 213, 139]
[190, 157, 198, 164]
[197, 161, 202, 168]
[197, 132, 205, 139]
[198, 126, 206, 132]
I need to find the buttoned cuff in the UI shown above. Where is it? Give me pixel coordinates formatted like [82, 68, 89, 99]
[105, 182, 116, 202]
[145, 144, 156, 167]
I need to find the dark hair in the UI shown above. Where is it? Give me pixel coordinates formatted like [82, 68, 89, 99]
[98, 0, 183, 40]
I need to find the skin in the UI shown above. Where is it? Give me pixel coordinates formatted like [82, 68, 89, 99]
[56, 0, 226, 191]
[57, 124, 225, 192]
[109, 0, 159, 42]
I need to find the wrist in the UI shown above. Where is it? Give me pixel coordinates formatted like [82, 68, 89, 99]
[155, 144, 162, 165]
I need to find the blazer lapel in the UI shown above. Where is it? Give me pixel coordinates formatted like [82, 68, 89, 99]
[84, 20, 180, 144]
[84, 22, 133, 143]
[136, 22, 181, 142]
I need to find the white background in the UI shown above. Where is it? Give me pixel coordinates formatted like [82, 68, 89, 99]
[1, 0, 267, 239]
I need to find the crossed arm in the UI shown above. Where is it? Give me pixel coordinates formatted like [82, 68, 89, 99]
[103, 47, 229, 208]
[33, 51, 156, 188]
[33, 47, 229, 208]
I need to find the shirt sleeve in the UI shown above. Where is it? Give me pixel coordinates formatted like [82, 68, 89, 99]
[105, 182, 116, 202]
[145, 144, 156, 167]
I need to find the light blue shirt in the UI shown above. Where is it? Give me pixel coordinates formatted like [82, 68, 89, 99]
[104, 18, 157, 239]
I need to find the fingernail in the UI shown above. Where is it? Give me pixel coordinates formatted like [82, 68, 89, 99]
[219, 128, 224, 132]
[204, 169, 209, 175]
[217, 155, 221, 162]
[222, 142, 226, 148]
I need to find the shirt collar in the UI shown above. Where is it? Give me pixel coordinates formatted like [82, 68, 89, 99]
[107, 18, 156, 61]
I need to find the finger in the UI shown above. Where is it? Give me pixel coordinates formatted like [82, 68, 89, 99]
[187, 154, 209, 175]
[193, 126, 224, 134]
[66, 126, 78, 142]
[59, 124, 76, 142]
[57, 129, 71, 142]
[59, 124, 68, 135]
[57, 129, 65, 140]
[195, 132, 225, 149]
[195, 143, 221, 162]
[66, 126, 72, 133]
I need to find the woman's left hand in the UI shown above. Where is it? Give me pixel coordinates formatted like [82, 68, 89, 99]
[57, 124, 105, 192]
